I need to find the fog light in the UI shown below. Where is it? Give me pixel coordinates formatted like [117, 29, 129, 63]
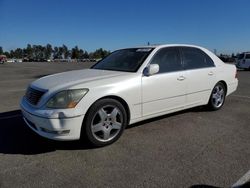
[58, 130, 70, 135]
[40, 127, 70, 135]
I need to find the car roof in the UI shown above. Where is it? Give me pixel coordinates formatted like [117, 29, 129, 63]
[136, 44, 207, 49]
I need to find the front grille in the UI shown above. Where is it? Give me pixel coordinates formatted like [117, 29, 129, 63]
[25, 87, 46, 105]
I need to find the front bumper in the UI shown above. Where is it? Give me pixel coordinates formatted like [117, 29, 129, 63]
[20, 99, 85, 141]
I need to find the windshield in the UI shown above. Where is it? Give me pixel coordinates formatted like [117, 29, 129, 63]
[91, 48, 154, 72]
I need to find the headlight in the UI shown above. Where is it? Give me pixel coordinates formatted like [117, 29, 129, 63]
[46, 89, 88, 109]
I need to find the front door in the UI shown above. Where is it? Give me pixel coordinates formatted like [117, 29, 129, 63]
[142, 47, 187, 117]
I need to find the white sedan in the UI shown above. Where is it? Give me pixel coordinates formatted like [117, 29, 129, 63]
[20, 44, 238, 146]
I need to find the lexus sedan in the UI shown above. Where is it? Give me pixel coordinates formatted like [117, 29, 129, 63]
[20, 44, 238, 146]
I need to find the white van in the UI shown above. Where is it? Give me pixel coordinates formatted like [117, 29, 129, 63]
[236, 52, 250, 70]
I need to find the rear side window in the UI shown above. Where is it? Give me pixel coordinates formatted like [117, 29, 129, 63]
[245, 54, 250, 59]
[150, 47, 182, 73]
[182, 47, 215, 69]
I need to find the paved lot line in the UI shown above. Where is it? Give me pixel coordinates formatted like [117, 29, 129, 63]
[232, 169, 250, 187]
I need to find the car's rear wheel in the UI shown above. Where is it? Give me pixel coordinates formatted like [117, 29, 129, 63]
[83, 98, 127, 147]
[207, 82, 226, 111]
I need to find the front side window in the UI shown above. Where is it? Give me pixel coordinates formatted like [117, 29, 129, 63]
[182, 47, 215, 69]
[149, 47, 182, 73]
[91, 48, 153, 72]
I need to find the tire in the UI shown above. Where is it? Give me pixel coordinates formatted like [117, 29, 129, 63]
[207, 82, 226, 111]
[82, 98, 127, 147]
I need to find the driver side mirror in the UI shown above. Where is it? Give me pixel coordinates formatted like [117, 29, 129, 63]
[143, 64, 159, 76]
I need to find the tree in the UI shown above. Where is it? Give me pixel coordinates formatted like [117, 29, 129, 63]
[58, 46, 64, 59]
[79, 49, 84, 59]
[62, 44, 70, 59]
[9, 50, 14, 58]
[3, 51, 10, 58]
[45, 44, 53, 60]
[14, 48, 23, 59]
[0, 43, 111, 61]
[71, 46, 80, 59]
[33, 45, 46, 60]
[26, 44, 33, 59]
[83, 51, 89, 59]
[90, 48, 110, 59]
[53, 46, 59, 59]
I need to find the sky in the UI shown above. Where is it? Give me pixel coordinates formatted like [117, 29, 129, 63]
[0, 0, 250, 54]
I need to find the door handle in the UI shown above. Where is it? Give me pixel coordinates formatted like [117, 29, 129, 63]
[208, 71, 214, 76]
[177, 76, 186, 81]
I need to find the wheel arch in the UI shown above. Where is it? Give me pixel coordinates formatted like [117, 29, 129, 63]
[217, 80, 228, 95]
[206, 80, 228, 110]
[83, 95, 131, 126]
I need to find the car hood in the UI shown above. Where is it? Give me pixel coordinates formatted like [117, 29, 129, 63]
[30, 69, 127, 90]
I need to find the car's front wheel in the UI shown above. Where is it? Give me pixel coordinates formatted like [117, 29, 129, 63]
[82, 98, 127, 147]
[207, 82, 226, 111]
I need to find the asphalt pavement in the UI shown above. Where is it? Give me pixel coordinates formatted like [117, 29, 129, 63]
[0, 62, 250, 188]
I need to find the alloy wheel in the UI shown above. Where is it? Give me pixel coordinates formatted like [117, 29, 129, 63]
[212, 85, 225, 108]
[91, 105, 123, 142]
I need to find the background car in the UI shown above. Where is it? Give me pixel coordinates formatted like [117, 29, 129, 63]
[236, 52, 250, 70]
[0, 55, 7, 64]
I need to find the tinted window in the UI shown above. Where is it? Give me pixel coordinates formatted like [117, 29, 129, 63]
[238, 53, 244, 59]
[182, 47, 215, 69]
[150, 48, 182, 73]
[92, 48, 153, 72]
[245, 54, 250, 59]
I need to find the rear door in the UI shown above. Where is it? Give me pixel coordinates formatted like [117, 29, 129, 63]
[181, 47, 217, 107]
